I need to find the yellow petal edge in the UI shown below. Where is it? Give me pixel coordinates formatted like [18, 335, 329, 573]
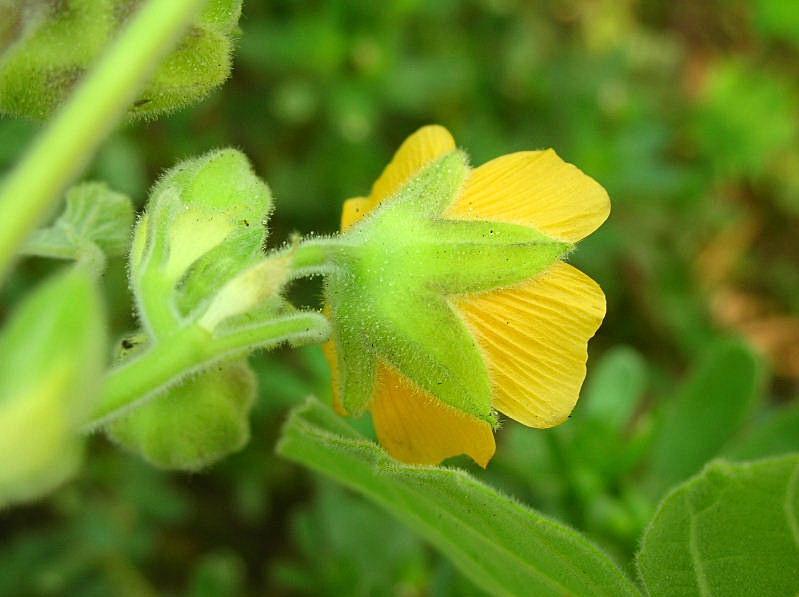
[447, 149, 610, 243]
[370, 125, 456, 207]
[371, 363, 496, 467]
[455, 262, 606, 428]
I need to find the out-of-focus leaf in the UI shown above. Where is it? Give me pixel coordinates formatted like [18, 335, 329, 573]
[0, 267, 105, 507]
[278, 397, 641, 597]
[647, 339, 764, 495]
[189, 550, 246, 597]
[23, 182, 134, 261]
[692, 60, 798, 178]
[637, 454, 799, 597]
[580, 346, 648, 430]
[725, 404, 799, 461]
[753, 0, 799, 47]
[271, 483, 427, 597]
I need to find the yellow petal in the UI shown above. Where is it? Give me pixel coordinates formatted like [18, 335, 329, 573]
[455, 262, 606, 428]
[371, 363, 496, 467]
[340, 197, 373, 231]
[369, 125, 456, 206]
[447, 149, 610, 242]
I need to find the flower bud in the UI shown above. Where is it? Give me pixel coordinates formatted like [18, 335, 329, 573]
[0, 0, 242, 119]
[106, 359, 256, 471]
[131, 149, 273, 333]
[0, 268, 104, 506]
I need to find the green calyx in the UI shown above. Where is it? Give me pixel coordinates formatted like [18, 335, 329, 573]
[0, 0, 242, 119]
[325, 151, 571, 423]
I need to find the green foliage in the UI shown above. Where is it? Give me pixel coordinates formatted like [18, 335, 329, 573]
[647, 340, 764, 496]
[692, 60, 799, 179]
[753, 0, 799, 47]
[23, 181, 134, 263]
[272, 483, 429, 596]
[107, 359, 256, 471]
[278, 397, 641, 597]
[726, 405, 799, 461]
[580, 346, 648, 430]
[0, 267, 104, 507]
[637, 455, 799, 597]
[0, 0, 241, 120]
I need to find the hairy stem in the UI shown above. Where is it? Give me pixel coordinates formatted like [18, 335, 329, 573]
[84, 311, 330, 430]
[0, 0, 206, 282]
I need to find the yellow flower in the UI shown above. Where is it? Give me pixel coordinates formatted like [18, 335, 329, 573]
[325, 125, 609, 467]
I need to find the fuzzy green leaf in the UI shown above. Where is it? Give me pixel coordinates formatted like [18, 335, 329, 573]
[637, 454, 799, 597]
[23, 182, 134, 261]
[278, 397, 641, 597]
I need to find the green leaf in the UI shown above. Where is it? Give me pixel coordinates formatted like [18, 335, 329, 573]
[559, 346, 650, 484]
[647, 339, 764, 496]
[23, 182, 134, 261]
[637, 454, 799, 597]
[0, 267, 105, 507]
[277, 397, 641, 597]
[580, 346, 648, 431]
[725, 405, 799, 461]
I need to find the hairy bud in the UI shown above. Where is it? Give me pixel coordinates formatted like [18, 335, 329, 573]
[107, 360, 256, 471]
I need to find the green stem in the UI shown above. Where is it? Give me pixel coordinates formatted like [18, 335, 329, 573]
[84, 311, 330, 429]
[282, 236, 350, 278]
[0, 0, 205, 282]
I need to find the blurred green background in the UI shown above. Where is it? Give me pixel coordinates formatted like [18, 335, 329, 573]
[1, 0, 799, 595]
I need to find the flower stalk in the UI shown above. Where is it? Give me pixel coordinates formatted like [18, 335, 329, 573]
[0, 0, 206, 282]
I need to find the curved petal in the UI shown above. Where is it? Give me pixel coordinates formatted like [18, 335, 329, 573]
[369, 125, 456, 206]
[340, 197, 372, 231]
[454, 262, 606, 428]
[447, 149, 610, 242]
[371, 364, 496, 467]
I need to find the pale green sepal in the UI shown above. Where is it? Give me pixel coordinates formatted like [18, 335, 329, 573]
[107, 359, 256, 471]
[278, 398, 642, 597]
[23, 181, 134, 262]
[197, 253, 291, 331]
[637, 454, 799, 597]
[176, 227, 265, 318]
[0, 267, 105, 507]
